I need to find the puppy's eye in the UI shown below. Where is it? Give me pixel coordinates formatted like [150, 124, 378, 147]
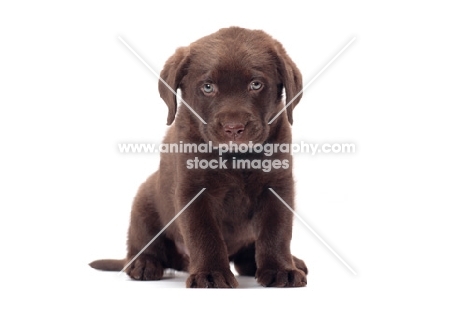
[202, 84, 215, 94]
[250, 81, 263, 91]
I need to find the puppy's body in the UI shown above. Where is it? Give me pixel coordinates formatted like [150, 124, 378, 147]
[90, 27, 307, 288]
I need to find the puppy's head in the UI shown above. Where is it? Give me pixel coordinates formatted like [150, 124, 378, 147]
[159, 27, 302, 145]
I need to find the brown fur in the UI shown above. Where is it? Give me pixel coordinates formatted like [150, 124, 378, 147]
[89, 27, 307, 288]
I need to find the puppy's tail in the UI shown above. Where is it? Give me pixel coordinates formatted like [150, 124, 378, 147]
[89, 259, 126, 271]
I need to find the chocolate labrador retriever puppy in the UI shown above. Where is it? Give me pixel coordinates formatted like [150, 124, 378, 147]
[90, 27, 307, 288]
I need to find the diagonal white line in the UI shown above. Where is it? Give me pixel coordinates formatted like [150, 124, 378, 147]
[119, 188, 206, 275]
[118, 36, 207, 124]
[268, 37, 356, 124]
[268, 188, 357, 275]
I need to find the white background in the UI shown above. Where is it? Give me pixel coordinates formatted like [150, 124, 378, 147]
[1, 1, 467, 310]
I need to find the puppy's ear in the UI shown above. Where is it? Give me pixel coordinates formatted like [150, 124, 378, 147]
[274, 42, 303, 125]
[159, 47, 190, 125]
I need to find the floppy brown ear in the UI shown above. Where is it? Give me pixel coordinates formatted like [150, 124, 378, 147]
[274, 42, 303, 125]
[158, 47, 190, 125]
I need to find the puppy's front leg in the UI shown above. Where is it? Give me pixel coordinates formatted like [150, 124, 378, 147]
[177, 190, 238, 288]
[254, 188, 307, 287]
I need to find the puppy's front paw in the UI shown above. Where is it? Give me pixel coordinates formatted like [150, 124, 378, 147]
[293, 256, 309, 275]
[186, 270, 239, 288]
[256, 268, 307, 287]
[126, 254, 164, 281]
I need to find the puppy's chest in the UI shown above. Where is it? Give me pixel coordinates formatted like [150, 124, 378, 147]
[217, 193, 254, 243]
[215, 178, 259, 236]
[221, 188, 254, 216]
[214, 171, 260, 214]
[203, 169, 266, 239]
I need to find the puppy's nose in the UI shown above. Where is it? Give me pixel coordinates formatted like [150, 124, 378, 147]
[224, 122, 245, 139]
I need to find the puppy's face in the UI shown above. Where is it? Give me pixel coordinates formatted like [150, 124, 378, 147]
[159, 27, 303, 145]
[182, 42, 282, 145]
